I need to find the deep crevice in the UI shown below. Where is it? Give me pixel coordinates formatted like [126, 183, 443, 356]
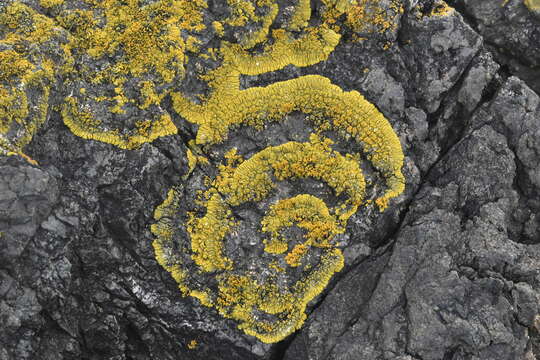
[448, 0, 540, 96]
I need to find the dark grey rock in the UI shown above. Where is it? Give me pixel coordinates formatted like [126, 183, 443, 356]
[284, 73, 540, 360]
[1, 0, 540, 359]
[400, 3, 482, 113]
[449, 0, 540, 92]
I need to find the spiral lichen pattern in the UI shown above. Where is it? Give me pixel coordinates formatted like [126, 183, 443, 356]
[0, 0, 406, 344]
[152, 0, 406, 343]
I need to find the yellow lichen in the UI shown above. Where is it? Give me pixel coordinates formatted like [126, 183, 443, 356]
[344, 0, 403, 40]
[51, 0, 209, 148]
[151, 0, 405, 344]
[62, 97, 177, 150]
[187, 193, 235, 272]
[287, 0, 311, 31]
[221, 137, 365, 216]
[1, 1, 196, 155]
[187, 340, 198, 350]
[429, 1, 454, 17]
[184, 135, 364, 273]
[149, 0, 406, 344]
[213, 21, 225, 36]
[262, 195, 340, 258]
[525, 0, 540, 11]
[186, 149, 198, 174]
[0, 3, 61, 160]
[173, 73, 403, 209]
[0, 0, 406, 344]
[39, 0, 64, 8]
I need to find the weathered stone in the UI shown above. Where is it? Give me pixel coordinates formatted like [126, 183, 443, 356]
[1, 0, 539, 359]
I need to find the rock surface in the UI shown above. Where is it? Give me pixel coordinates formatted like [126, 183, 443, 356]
[1, 0, 539, 359]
